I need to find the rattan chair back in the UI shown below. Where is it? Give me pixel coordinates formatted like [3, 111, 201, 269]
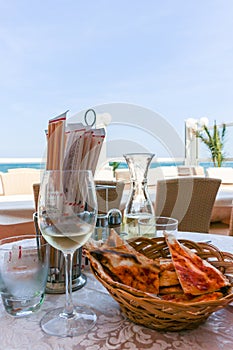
[155, 177, 221, 233]
[95, 180, 125, 214]
[33, 183, 40, 212]
[33, 181, 125, 215]
[229, 206, 233, 236]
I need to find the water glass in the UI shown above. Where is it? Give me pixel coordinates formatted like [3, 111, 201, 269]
[138, 216, 178, 237]
[0, 234, 49, 317]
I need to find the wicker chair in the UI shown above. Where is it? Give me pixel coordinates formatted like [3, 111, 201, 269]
[33, 183, 40, 211]
[33, 180, 125, 215]
[95, 180, 125, 214]
[155, 177, 221, 233]
[229, 206, 233, 236]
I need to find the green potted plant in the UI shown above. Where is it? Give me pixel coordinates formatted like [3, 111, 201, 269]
[195, 120, 226, 167]
[109, 161, 121, 177]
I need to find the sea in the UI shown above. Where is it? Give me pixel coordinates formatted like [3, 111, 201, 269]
[0, 158, 233, 173]
[0, 159, 45, 173]
[110, 160, 233, 172]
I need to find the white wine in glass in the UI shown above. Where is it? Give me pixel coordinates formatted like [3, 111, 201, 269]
[38, 170, 97, 337]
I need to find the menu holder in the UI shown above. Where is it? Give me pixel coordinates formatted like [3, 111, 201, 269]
[45, 109, 106, 210]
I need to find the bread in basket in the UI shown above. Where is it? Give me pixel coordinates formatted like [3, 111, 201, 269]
[86, 230, 233, 331]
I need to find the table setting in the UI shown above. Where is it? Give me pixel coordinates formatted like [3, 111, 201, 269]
[1, 233, 233, 350]
[0, 110, 233, 349]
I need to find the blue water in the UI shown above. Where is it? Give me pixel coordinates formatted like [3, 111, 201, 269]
[0, 163, 44, 173]
[199, 161, 233, 169]
[110, 161, 233, 170]
[109, 162, 183, 170]
[1, 161, 233, 173]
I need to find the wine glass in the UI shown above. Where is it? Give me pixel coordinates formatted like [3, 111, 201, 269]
[38, 170, 98, 337]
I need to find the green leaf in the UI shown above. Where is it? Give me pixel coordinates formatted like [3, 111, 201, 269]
[195, 121, 226, 167]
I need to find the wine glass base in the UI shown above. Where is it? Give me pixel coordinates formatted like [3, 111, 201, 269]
[40, 305, 97, 337]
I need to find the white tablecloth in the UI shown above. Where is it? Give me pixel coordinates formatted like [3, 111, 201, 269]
[0, 232, 233, 350]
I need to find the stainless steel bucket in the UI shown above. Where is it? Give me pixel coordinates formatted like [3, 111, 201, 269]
[33, 212, 86, 294]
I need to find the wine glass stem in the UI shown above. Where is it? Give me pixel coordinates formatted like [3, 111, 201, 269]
[63, 252, 74, 316]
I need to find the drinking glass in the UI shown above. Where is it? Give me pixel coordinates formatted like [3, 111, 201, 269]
[0, 234, 49, 317]
[38, 170, 97, 337]
[138, 216, 178, 237]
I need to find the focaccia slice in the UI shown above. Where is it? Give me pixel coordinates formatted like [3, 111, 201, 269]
[161, 291, 223, 303]
[159, 258, 180, 287]
[159, 270, 180, 287]
[160, 258, 175, 272]
[164, 233, 230, 295]
[89, 248, 160, 294]
[159, 284, 183, 295]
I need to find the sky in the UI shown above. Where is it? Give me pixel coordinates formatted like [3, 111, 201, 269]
[0, 0, 233, 159]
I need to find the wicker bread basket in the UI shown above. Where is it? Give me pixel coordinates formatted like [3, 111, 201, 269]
[88, 236, 233, 331]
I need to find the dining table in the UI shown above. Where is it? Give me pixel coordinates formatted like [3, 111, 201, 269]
[0, 231, 233, 350]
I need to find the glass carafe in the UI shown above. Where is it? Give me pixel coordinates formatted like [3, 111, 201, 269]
[124, 153, 155, 237]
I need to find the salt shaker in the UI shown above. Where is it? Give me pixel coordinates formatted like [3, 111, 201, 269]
[107, 208, 122, 234]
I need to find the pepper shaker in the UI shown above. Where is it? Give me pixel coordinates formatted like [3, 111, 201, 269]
[94, 214, 109, 241]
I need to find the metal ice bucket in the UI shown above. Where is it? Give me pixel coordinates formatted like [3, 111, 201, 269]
[33, 213, 86, 294]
